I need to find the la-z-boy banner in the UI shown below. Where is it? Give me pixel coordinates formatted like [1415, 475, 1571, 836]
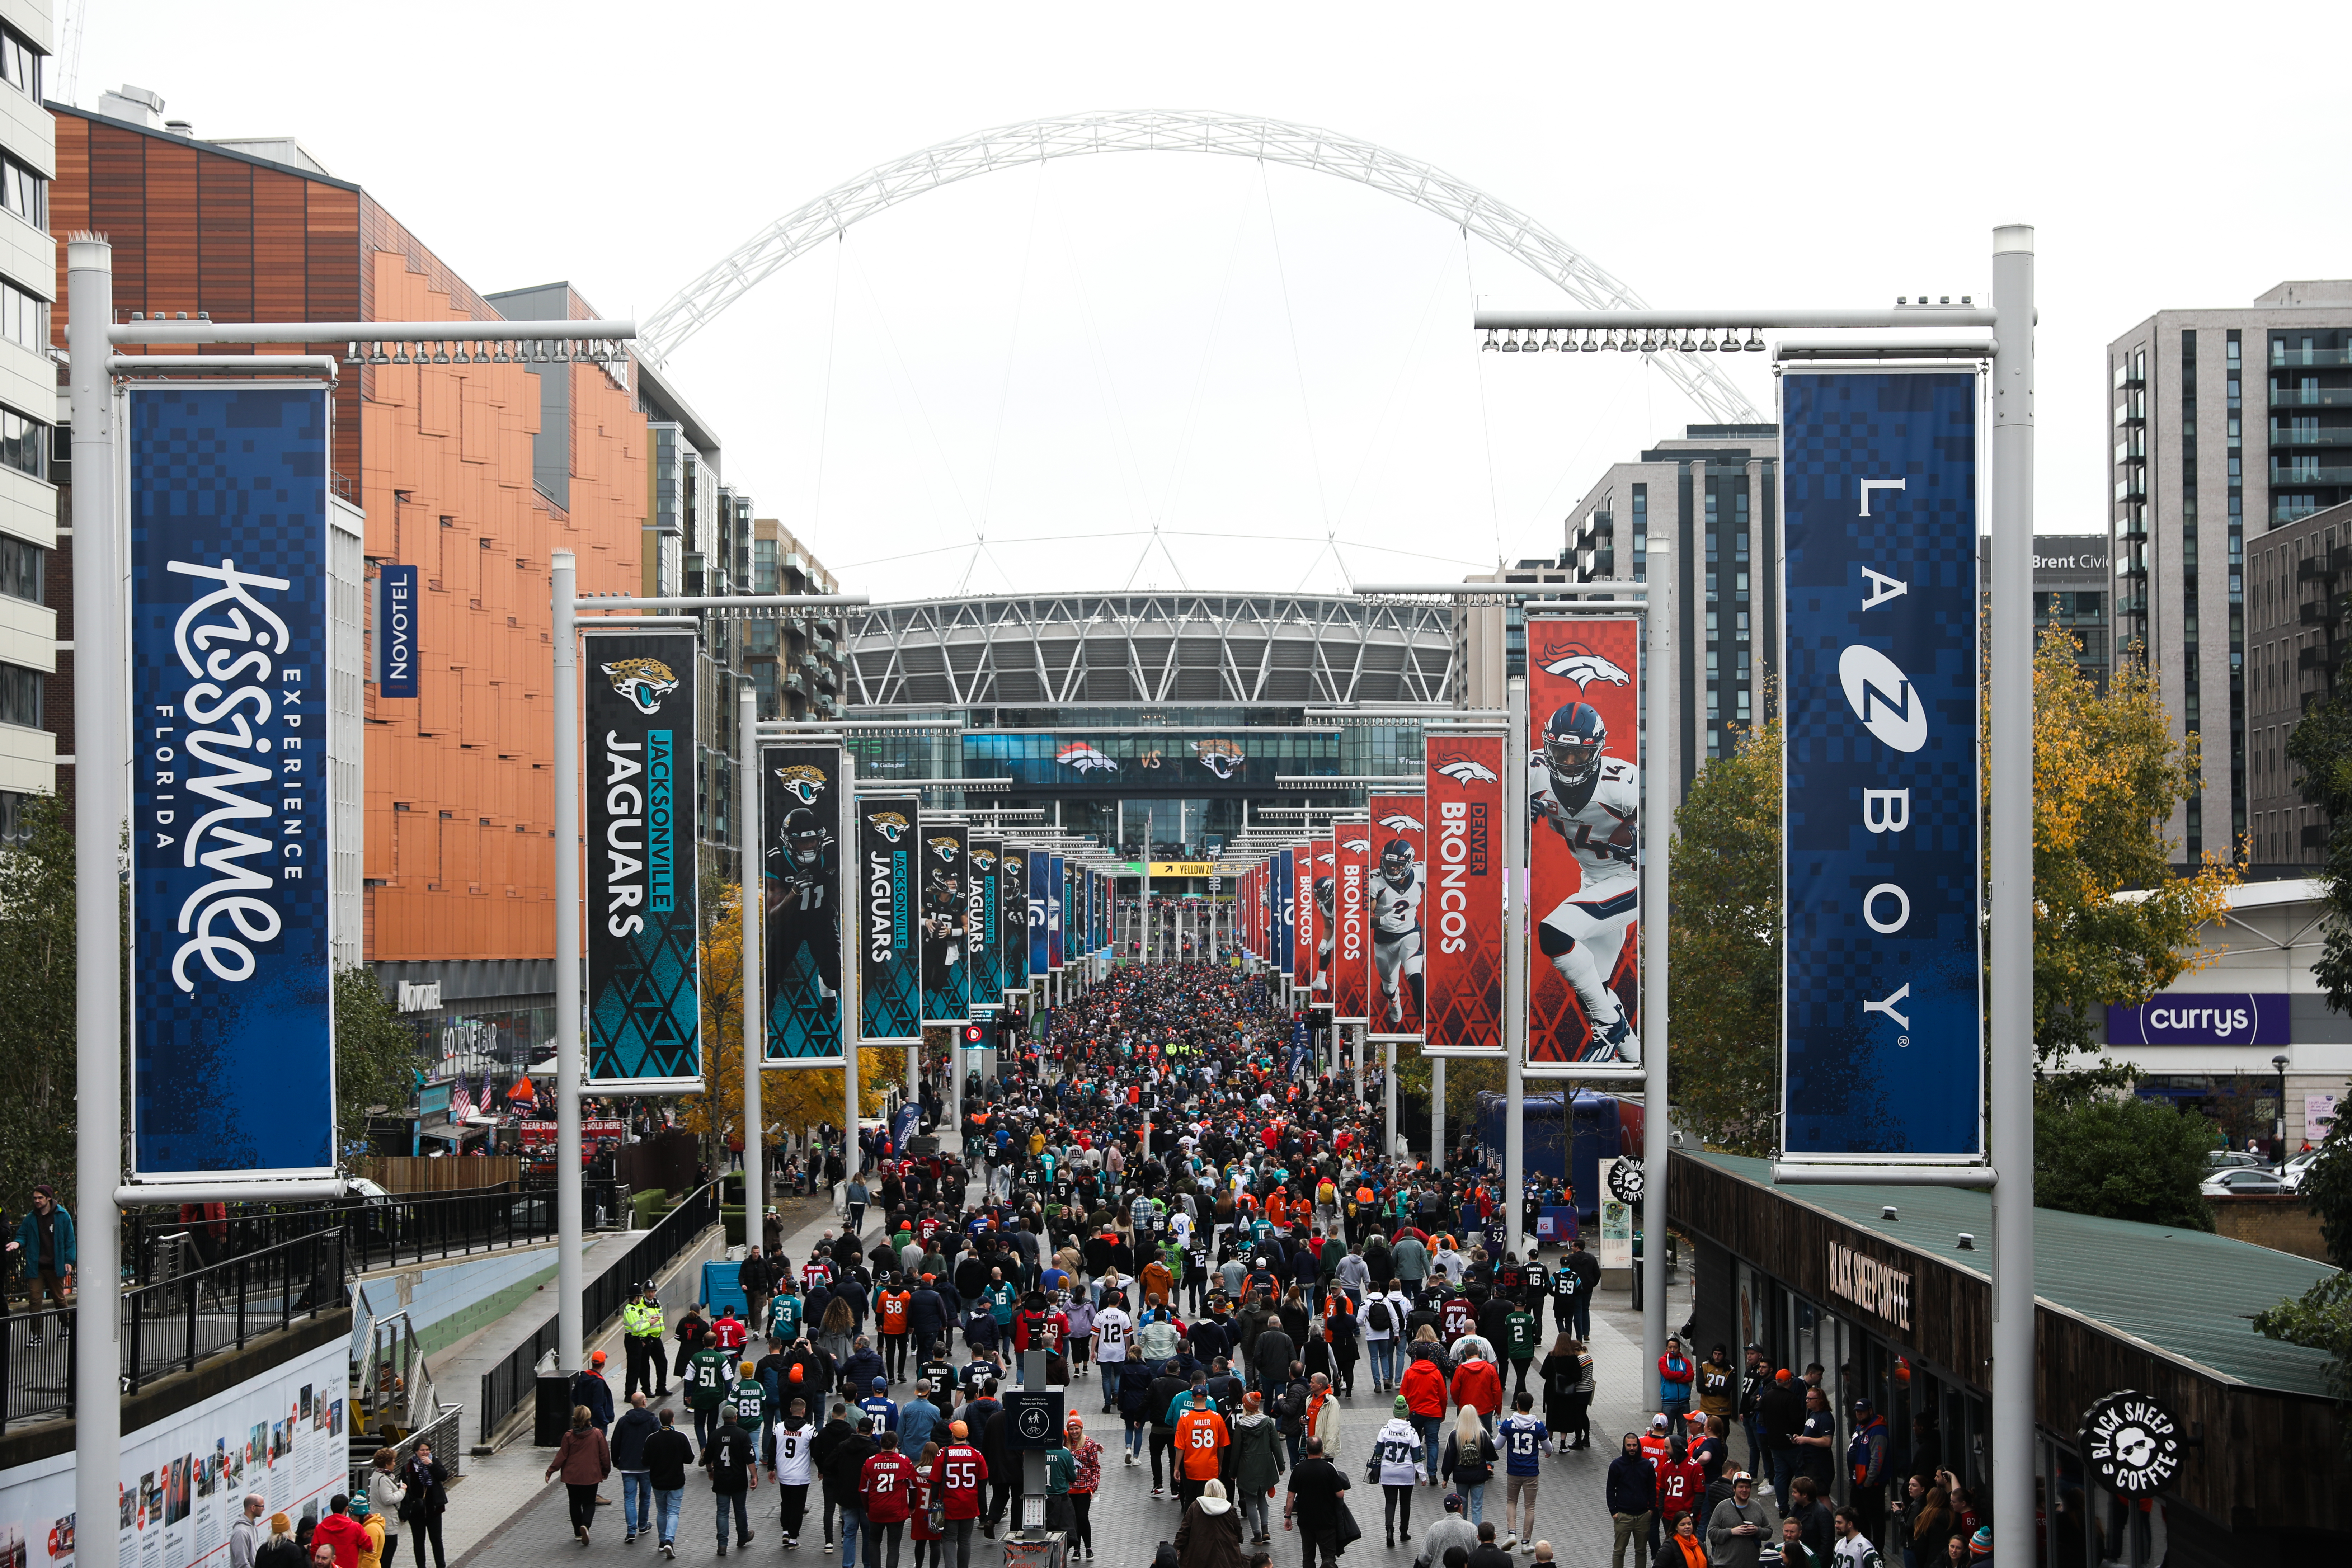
[1525, 615, 1643, 1065]
[1027, 851, 1051, 978]
[860, 793, 922, 1041]
[130, 386, 335, 1178]
[1333, 823, 1370, 1023]
[1001, 844, 1030, 995]
[920, 821, 970, 1026]
[1781, 369, 1983, 1160]
[762, 743, 842, 1062]
[585, 630, 702, 1086]
[1425, 734, 1506, 1056]
[1366, 791, 1426, 1041]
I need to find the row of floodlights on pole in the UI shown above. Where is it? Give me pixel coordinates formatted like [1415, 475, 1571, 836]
[1484, 325, 1768, 354]
[340, 338, 624, 366]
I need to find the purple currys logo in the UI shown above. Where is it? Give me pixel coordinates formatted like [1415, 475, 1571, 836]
[2105, 992, 2290, 1047]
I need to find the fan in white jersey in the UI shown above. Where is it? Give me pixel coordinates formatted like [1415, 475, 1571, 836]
[1530, 700, 1642, 1063]
[1092, 1302, 1133, 1367]
[1369, 839, 1425, 1025]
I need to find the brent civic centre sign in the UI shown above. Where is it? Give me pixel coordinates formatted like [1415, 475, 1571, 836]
[2106, 991, 2289, 1046]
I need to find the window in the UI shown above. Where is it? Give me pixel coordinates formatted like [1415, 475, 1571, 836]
[0, 531, 38, 602]
[0, 277, 45, 354]
[0, 787, 30, 846]
[0, 406, 45, 479]
[0, 27, 39, 102]
[0, 660, 39, 728]
[0, 154, 44, 229]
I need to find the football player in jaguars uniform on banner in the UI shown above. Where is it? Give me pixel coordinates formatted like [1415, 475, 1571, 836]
[1525, 618, 1644, 1065]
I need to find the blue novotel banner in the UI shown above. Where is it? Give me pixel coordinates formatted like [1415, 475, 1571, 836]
[1780, 369, 1982, 1160]
[129, 385, 336, 1178]
[1027, 849, 1050, 979]
[584, 629, 703, 1086]
[376, 563, 418, 698]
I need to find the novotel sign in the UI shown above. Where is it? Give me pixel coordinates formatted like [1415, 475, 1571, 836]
[2106, 991, 2290, 1047]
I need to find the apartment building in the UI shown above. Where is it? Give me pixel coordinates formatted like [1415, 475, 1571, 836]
[1449, 555, 1571, 711]
[0, 0, 50, 842]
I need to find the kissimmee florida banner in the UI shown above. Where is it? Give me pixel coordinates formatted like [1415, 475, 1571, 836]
[1781, 368, 1983, 1159]
[1028, 849, 1051, 978]
[1333, 822, 1370, 1023]
[1524, 614, 1643, 1065]
[762, 743, 843, 1062]
[1365, 791, 1425, 1041]
[860, 793, 922, 1042]
[919, 821, 970, 1026]
[130, 385, 336, 1177]
[1423, 733, 1507, 1056]
[970, 837, 1003, 1002]
[583, 629, 703, 1088]
[1001, 843, 1030, 995]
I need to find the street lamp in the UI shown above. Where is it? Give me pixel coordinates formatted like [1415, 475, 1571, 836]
[2273, 1053, 2291, 1169]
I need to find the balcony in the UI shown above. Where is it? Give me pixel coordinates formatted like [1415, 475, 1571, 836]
[2269, 386, 2352, 409]
[2115, 473, 2148, 503]
[2114, 363, 2146, 390]
[2273, 346, 2352, 370]
[2298, 548, 2351, 581]
[785, 673, 806, 693]
[2301, 599, 2343, 627]
[2117, 593, 2149, 617]
[2268, 422, 2352, 448]
[2299, 645, 2338, 671]
[2270, 463, 2352, 488]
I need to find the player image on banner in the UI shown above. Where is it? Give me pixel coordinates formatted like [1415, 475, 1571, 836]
[1366, 791, 1426, 1040]
[970, 838, 1002, 1000]
[1333, 825, 1371, 1023]
[860, 794, 922, 1042]
[1423, 735, 1506, 1055]
[584, 629, 703, 1086]
[1001, 845, 1029, 995]
[1525, 616, 1644, 1065]
[762, 744, 842, 1061]
[920, 823, 970, 1025]
[1309, 837, 1336, 1005]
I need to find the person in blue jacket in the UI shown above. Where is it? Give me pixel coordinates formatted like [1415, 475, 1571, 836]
[15, 1186, 76, 1336]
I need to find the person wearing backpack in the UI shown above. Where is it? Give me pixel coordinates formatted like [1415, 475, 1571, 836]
[1438, 1407, 1497, 1526]
[1363, 1281, 1407, 1394]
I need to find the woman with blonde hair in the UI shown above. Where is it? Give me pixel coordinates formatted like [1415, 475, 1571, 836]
[1438, 1404, 1497, 1525]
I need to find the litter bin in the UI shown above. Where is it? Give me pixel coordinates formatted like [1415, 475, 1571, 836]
[535, 1372, 573, 1447]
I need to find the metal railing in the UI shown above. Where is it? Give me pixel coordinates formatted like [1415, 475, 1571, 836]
[350, 1402, 465, 1506]
[477, 1181, 721, 1442]
[133, 1185, 565, 1282]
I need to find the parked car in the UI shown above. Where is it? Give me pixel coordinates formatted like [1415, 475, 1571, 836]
[2207, 1150, 2264, 1169]
[2200, 1167, 2287, 1197]
[2281, 1149, 2324, 1191]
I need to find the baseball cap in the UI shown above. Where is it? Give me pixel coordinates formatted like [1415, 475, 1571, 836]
[1774, 1369, 1791, 1383]
[1852, 1397, 1873, 1414]
[874, 1377, 889, 1391]
[1443, 1493, 1465, 1513]
[1651, 1414, 1667, 1430]
[590, 1350, 606, 1365]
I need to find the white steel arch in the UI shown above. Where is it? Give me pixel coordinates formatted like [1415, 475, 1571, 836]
[639, 109, 1762, 424]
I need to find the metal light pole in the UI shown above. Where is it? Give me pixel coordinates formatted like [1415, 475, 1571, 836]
[1988, 223, 2037, 1568]
[1431, 1058, 1445, 1171]
[2272, 1054, 2290, 1168]
[69, 234, 124, 1568]
[1384, 1039, 1397, 1158]
[1641, 542, 1674, 1370]
[550, 550, 586, 1370]
[1503, 676, 1528, 1261]
[739, 688, 763, 1219]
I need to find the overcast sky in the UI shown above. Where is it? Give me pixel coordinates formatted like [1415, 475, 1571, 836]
[75, 0, 2352, 599]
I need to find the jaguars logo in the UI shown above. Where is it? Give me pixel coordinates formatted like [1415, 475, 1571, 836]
[928, 836, 960, 863]
[868, 812, 910, 844]
[1193, 739, 1248, 780]
[972, 850, 997, 874]
[774, 764, 828, 805]
[601, 658, 680, 716]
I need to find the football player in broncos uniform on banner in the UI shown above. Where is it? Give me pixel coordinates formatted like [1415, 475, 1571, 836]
[1530, 700, 1642, 1062]
[1312, 875, 1336, 999]
[1370, 838, 1424, 1026]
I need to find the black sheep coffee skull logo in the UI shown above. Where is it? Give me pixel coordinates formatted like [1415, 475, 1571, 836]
[2080, 1391, 2181, 1496]
[1607, 1160, 1645, 1204]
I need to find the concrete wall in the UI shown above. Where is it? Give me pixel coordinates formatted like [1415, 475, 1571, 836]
[355, 1238, 596, 1361]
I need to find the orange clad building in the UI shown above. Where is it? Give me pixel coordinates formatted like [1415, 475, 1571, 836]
[51, 102, 649, 1051]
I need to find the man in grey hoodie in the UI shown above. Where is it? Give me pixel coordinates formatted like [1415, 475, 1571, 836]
[1415, 1492, 1479, 1568]
[1704, 1472, 1783, 1568]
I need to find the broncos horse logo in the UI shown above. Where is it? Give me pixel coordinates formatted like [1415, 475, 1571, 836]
[868, 812, 910, 844]
[1193, 738, 1248, 780]
[1377, 812, 1424, 834]
[601, 658, 680, 715]
[1057, 742, 1120, 774]
[1540, 646, 1633, 691]
[928, 836, 960, 863]
[774, 764, 828, 805]
[1435, 757, 1500, 786]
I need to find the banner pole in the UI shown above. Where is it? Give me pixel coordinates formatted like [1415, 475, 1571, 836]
[1988, 223, 2038, 1568]
[1384, 1037, 1397, 1158]
[740, 688, 763, 1220]
[551, 549, 584, 1372]
[69, 234, 124, 1568]
[1642, 556, 1674, 1370]
[1430, 1058, 1445, 1172]
[1504, 674, 1528, 1262]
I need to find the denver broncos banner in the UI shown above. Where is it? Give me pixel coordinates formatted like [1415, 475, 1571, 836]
[762, 743, 843, 1062]
[1307, 837, 1335, 1007]
[1333, 821, 1371, 1024]
[582, 631, 703, 1087]
[919, 820, 970, 1026]
[859, 792, 922, 1042]
[1524, 615, 1643, 1067]
[1000, 843, 1029, 995]
[1366, 791, 1426, 1041]
[1423, 733, 1506, 1057]
[970, 837, 1003, 1003]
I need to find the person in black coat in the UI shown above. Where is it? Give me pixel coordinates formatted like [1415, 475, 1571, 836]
[398, 1443, 451, 1568]
[1606, 1433, 1659, 1568]
[640, 1408, 698, 1553]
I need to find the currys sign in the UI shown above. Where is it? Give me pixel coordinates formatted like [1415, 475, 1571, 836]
[1780, 370, 1983, 1160]
[2107, 992, 2289, 1046]
[130, 386, 335, 1179]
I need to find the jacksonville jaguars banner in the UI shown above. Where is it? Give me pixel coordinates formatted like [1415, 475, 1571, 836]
[970, 837, 1003, 1003]
[859, 792, 923, 1042]
[762, 743, 843, 1063]
[1781, 369, 1983, 1160]
[1333, 820, 1371, 1024]
[1001, 843, 1030, 995]
[1028, 849, 1051, 978]
[1525, 615, 1643, 1067]
[920, 821, 970, 1025]
[583, 630, 704, 1088]
[129, 384, 336, 1178]
[1366, 791, 1425, 1041]
[1046, 854, 1065, 971]
[1424, 733, 1507, 1058]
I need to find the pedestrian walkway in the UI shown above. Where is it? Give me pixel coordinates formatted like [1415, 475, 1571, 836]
[433, 1215, 1700, 1568]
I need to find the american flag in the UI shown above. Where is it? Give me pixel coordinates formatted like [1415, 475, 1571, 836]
[451, 1081, 474, 1120]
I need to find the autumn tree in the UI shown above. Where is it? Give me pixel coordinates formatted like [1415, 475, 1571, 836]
[0, 794, 78, 1209]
